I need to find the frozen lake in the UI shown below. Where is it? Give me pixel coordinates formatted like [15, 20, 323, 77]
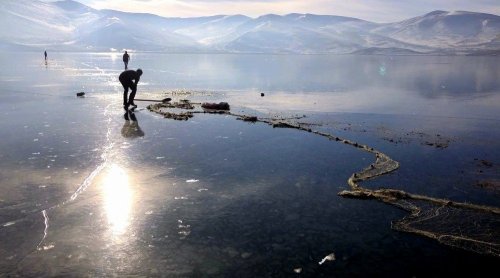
[0, 52, 499, 276]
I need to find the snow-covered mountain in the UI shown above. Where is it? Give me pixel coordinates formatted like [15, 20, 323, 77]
[1, 0, 499, 54]
[373, 10, 500, 54]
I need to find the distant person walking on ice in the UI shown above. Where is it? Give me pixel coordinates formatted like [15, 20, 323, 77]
[119, 68, 142, 110]
[44, 50, 47, 61]
[123, 51, 130, 70]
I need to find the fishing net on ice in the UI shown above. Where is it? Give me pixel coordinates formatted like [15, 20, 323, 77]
[392, 202, 500, 256]
[147, 96, 500, 257]
[339, 153, 500, 257]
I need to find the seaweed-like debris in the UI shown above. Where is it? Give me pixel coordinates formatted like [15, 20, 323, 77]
[201, 102, 230, 110]
[237, 116, 258, 122]
[203, 110, 228, 115]
[162, 111, 193, 120]
[271, 121, 296, 128]
[147, 101, 195, 121]
[148, 100, 195, 110]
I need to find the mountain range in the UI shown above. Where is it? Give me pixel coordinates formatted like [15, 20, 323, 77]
[1, 0, 499, 54]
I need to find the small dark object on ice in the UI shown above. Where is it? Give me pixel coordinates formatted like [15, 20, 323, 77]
[201, 102, 230, 110]
[480, 160, 493, 167]
[239, 116, 257, 122]
[272, 121, 295, 128]
[76, 92, 85, 97]
[261, 93, 265, 97]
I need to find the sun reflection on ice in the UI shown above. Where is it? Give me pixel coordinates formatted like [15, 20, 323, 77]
[109, 51, 118, 61]
[101, 164, 133, 236]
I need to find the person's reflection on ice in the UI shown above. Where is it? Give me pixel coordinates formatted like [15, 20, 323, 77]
[121, 111, 145, 138]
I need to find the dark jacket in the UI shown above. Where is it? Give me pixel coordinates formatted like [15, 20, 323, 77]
[123, 53, 130, 62]
[119, 70, 140, 84]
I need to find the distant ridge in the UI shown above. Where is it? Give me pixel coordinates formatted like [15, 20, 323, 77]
[1, 0, 499, 54]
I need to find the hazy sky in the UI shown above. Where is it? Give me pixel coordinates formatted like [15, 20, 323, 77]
[65, 0, 500, 22]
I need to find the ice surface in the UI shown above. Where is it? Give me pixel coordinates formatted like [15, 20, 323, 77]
[0, 52, 499, 276]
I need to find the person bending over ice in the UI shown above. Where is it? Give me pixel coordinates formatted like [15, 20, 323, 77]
[119, 68, 142, 110]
